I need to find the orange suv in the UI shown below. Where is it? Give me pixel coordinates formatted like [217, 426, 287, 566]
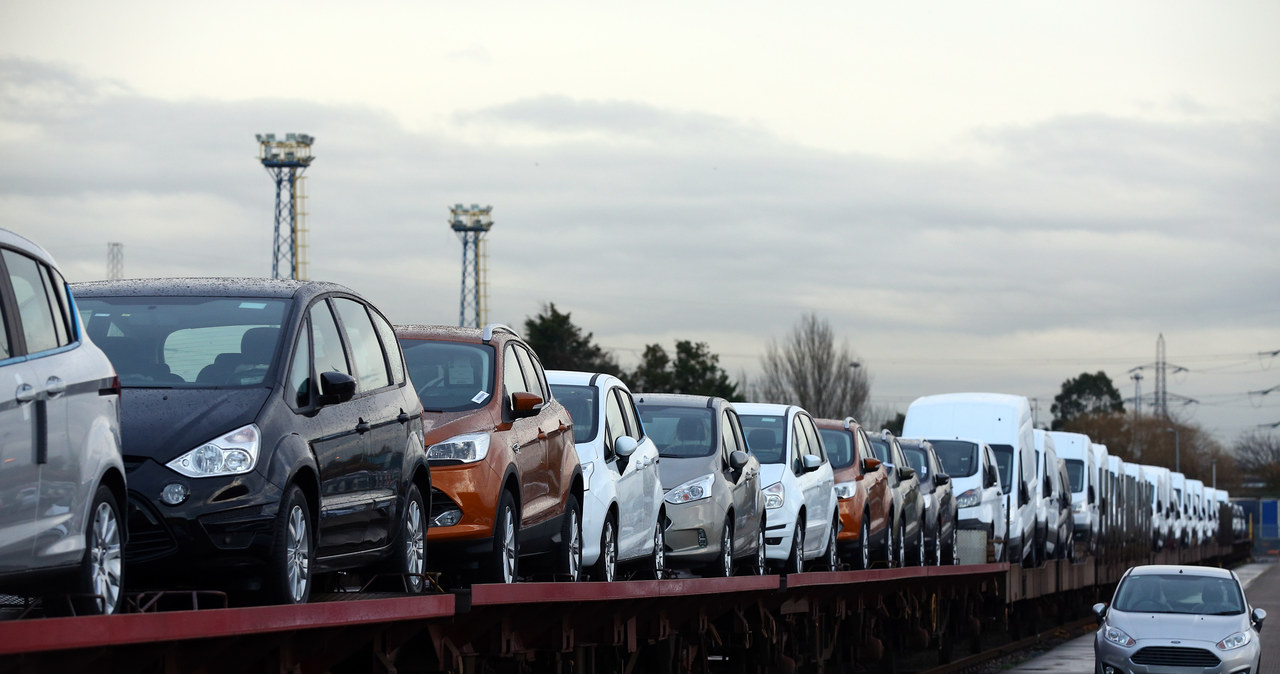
[395, 324, 584, 583]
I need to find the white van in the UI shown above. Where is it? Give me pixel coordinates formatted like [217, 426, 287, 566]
[925, 437, 1006, 555]
[1032, 430, 1064, 562]
[1142, 465, 1173, 551]
[1052, 432, 1097, 551]
[1187, 478, 1206, 545]
[1089, 443, 1109, 551]
[1170, 471, 1188, 546]
[1106, 456, 1126, 547]
[902, 393, 1037, 566]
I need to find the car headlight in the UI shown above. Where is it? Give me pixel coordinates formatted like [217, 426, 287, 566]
[956, 488, 981, 508]
[1103, 625, 1135, 647]
[1217, 631, 1252, 650]
[1072, 502, 1085, 514]
[834, 481, 857, 500]
[665, 474, 715, 504]
[763, 481, 785, 509]
[427, 432, 490, 463]
[582, 462, 595, 491]
[167, 424, 260, 478]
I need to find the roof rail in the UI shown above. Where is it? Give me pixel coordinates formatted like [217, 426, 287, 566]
[842, 416, 859, 430]
[482, 323, 518, 344]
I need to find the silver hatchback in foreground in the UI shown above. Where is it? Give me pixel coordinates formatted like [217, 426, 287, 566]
[1094, 564, 1264, 674]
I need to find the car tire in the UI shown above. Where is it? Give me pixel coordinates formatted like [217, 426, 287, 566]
[787, 517, 805, 574]
[649, 513, 667, 580]
[821, 517, 838, 571]
[715, 520, 734, 578]
[934, 519, 944, 566]
[594, 514, 618, 582]
[65, 486, 124, 615]
[949, 524, 961, 565]
[393, 484, 427, 593]
[913, 521, 926, 566]
[558, 494, 583, 582]
[855, 513, 870, 570]
[268, 485, 313, 605]
[489, 491, 520, 583]
[896, 520, 907, 568]
[752, 518, 767, 575]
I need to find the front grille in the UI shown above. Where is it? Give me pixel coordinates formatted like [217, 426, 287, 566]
[429, 488, 459, 519]
[1131, 646, 1220, 667]
[126, 495, 177, 561]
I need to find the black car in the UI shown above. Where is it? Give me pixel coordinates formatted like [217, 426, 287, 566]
[866, 430, 924, 566]
[898, 439, 958, 565]
[74, 278, 428, 604]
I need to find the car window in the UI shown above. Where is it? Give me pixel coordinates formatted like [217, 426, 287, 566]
[288, 324, 311, 407]
[550, 384, 597, 443]
[791, 422, 808, 475]
[369, 308, 405, 386]
[739, 414, 786, 464]
[310, 301, 350, 378]
[0, 287, 9, 359]
[604, 388, 627, 458]
[399, 339, 494, 412]
[39, 263, 72, 346]
[502, 344, 529, 398]
[618, 388, 643, 439]
[636, 404, 715, 458]
[333, 298, 389, 392]
[721, 410, 743, 461]
[799, 414, 824, 462]
[79, 296, 287, 387]
[514, 345, 548, 400]
[902, 447, 929, 479]
[2, 249, 64, 354]
[817, 428, 855, 469]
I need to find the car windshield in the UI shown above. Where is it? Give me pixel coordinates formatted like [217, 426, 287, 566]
[929, 440, 979, 477]
[1065, 459, 1085, 492]
[817, 429, 855, 469]
[902, 447, 929, 479]
[78, 296, 288, 388]
[739, 414, 787, 464]
[399, 339, 495, 412]
[637, 404, 716, 458]
[550, 384, 598, 444]
[989, 444, 1014, 495]
[867, 437, 893, 467]
[1113, 573, 1245, 615]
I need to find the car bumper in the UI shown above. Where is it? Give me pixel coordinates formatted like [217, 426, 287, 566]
[581, 486, 610, 567]
[763, 500, 800, 563]
[662, 499, 726, 568]
[426, 460, 504, 542]
[1094, 634, 1259, 674]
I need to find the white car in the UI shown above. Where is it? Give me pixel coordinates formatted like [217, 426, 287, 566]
[0, 228, 125, 614]
[736, 402, 838, 573]
[548, 370, 665, 581]
[927, 437, 1006, 558]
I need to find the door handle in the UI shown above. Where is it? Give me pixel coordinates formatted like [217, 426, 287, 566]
[356, 419, 371, 434]
[44, 376, 66, 398]
[16, 383, 36, 403]
[397, 410, 412, 424]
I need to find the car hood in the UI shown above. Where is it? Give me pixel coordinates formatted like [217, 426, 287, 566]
[421, 408, 498, 446]
[121, 387, 271, 462]
[1108, 610, 1250, 643]
[658, 453, 719, 490]
[759, 463, 786, 489]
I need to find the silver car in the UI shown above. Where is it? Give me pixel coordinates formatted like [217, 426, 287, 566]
[1094, 564, 1265, 674]
[0, 228, 125, 614]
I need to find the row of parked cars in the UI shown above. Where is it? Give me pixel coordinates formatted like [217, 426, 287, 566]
[0, 227, 1245, 615]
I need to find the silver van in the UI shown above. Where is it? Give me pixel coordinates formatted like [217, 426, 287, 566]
[0, 229, 125, 614]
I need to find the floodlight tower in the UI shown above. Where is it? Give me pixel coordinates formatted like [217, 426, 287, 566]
[450, 204, 493, 328]
[256, 133, 315, 280]
[106, 242, 123, 280]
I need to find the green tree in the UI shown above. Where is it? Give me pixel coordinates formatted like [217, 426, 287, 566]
[1050, 371, 1124, 431]
[629, 340, 740, 399]
[522, 303, 621, 376]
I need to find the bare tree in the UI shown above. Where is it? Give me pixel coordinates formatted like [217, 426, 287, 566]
[1234, 430, 1280, 491]
[756, 313, 870, 420]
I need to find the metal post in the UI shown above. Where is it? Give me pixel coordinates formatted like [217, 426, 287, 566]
[1165, 427, 1179, 473]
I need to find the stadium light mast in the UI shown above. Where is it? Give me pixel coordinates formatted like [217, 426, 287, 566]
[451, 204, 493, 328]
[256, 133, 314, 280]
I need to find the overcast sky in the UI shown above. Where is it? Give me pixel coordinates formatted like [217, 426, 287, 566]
[2, 1, 1277, 442]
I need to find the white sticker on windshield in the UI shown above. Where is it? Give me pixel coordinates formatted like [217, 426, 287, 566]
[239, 302, 267, 309]
[472, 391, 490, 404]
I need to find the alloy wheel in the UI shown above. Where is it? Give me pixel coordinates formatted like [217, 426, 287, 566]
[286, 504, 310, 603]
[89, 501, 122, 614]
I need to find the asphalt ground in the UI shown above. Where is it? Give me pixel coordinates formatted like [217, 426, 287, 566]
[1006, 561, 1276, 673]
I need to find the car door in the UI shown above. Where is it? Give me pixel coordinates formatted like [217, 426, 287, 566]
[0, 345, 38, 573]
[798, 413, 833, 554]
[603, 386, 645, 554]
[1, 249, 81, 569]
[721, 408, 757, 552]
[503, 342, 557, 527]
[298, 299, 371, 557]
[617, 387, 658, 550]
[331, 297, 406, 549]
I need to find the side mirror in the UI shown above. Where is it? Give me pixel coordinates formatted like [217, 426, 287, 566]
[1253, 608, 1267, 632]
[615, 436, 639, 458]
[729, 450, 749, 471]
[862, 457, 882, 472]
[318, 370, 357, 406]
[510, 391, 544, 418]
[1092, 602, 1107, 626]
[802, 454, 822, 472]
[936, 473, 950, 486]
[899, 466, 916, 481]
[984, 471, 997, 489]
